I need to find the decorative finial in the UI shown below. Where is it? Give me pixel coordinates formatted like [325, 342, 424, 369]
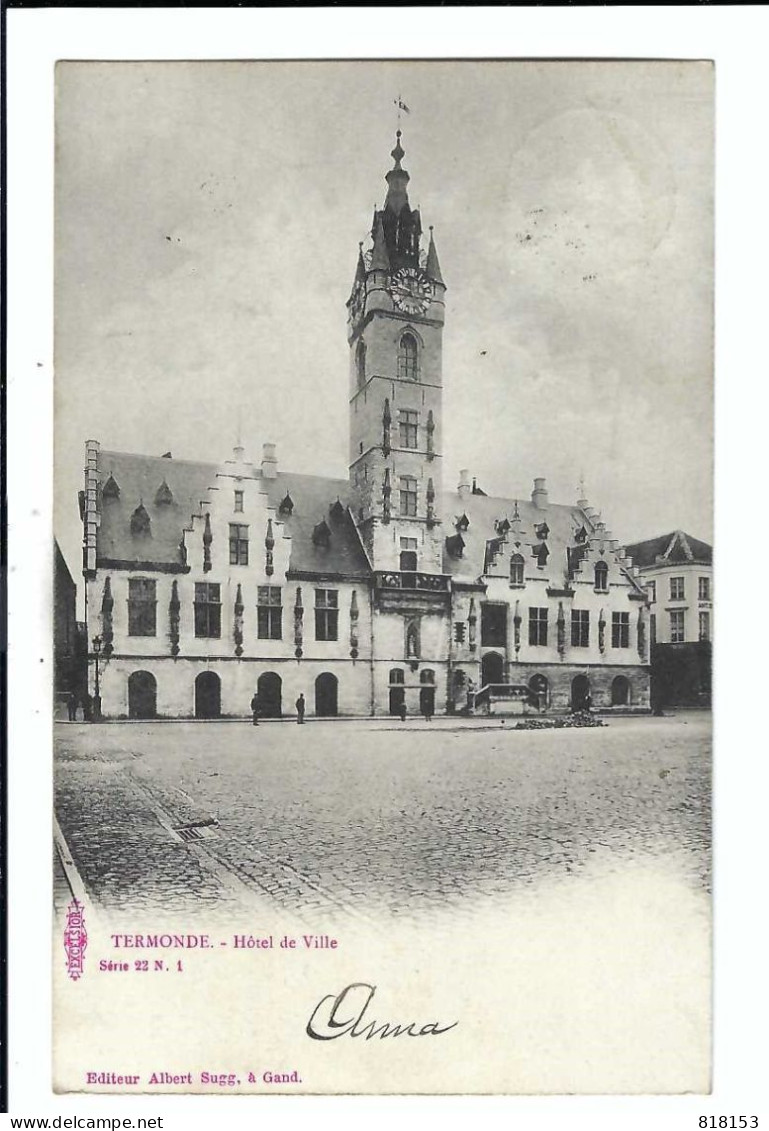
[391, 131, 405, 167]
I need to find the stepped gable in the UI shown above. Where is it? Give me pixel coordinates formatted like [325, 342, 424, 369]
[624, 529, 712, 568]
[440, 488, 588, 581]
[94, 449, 370, 577]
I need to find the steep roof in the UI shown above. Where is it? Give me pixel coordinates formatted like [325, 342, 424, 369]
[623, 530, 712, 568]
[94, 450, 371, 578]
[441, 489, 593, 585]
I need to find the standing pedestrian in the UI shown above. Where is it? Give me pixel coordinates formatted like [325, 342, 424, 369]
[398, 700, 407, 723]
[67, 690, 77, 722]
[296, 692, 305, 724]
[250, 690, 260, 726]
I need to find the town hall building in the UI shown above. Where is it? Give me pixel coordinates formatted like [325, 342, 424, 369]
[81, 132, 651, 719]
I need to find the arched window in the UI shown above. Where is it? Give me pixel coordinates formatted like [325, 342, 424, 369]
[420, 669, 435, 684]
[356, 339, 366, 390]
[397, 333, 418, 381]
[594, 560, 609, 592]
[389, 668, 404, 684]
[510, 553, 524, 585]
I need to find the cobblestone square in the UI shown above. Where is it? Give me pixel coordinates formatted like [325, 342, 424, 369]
[54, 712, 711, 925]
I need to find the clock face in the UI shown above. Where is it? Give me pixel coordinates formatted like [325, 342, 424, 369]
[390, 267, 431, 315]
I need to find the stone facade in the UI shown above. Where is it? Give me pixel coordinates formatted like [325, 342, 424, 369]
[82, 131, 651, 719]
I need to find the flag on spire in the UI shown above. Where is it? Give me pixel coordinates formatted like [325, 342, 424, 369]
[394, 97, 411, 114]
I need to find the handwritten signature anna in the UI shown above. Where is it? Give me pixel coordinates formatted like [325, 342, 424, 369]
[306, 982, 458, 1041]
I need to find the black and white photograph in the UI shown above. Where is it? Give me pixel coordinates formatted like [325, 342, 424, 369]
[48, 58, 713, 1096]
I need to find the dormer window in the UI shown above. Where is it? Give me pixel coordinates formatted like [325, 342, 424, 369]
[397, 333, 418, 381]
[279, 492, 294, 516]
[594, 560, 609, 592]
[510, 553, 524, 585]
[130, 503, 151, 538]
[102, 474, 120, 500]
[312, 520, 331, 548]
[155, 480, 173, 506]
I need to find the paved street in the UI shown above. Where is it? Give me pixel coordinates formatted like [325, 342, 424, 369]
[54, 712, 710, 924]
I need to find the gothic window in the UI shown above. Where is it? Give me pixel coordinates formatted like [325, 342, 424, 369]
[397, 333, 418, 381]
[594, 560, 609, 592]
[356, 339, 366, 391]
[454, 622, 466, 644]
[510, 554, 524, 585]
[127, 578, 157, 637]
[257, 586, 282, 640]
[611, 611, 629, 648]
[315, 589, 339, 641]
[234, 490, 244, 513]
[571, 609, 590, 648]
[399, 409, 419, 449]
[229, 523, 249, 566]
[480, 604, 507, 648]
[529, 607, 548, 646]
[194, 582, 221, 638]
[399, 477, 417, 517]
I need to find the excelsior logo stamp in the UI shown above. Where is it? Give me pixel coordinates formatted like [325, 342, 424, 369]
[64, 899, 88, 981]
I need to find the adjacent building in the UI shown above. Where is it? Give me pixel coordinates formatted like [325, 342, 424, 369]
[81, 132, 652, 719]
[622, 530, 712, 707]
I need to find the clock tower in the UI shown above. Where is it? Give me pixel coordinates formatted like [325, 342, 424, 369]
[347, 131, 447, 580]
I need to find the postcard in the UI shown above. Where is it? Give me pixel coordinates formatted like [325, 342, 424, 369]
[51, 58, 713, 1095]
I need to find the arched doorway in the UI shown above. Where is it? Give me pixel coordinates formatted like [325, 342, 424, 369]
[571, 674, 591, 711]
[481, 651, 504, 687]
[195, 671, 221, 719]
[315, 672, 338, 717]
[128, 671, 157, 719]
[257, 671, 282, 718]
[529, 673, 549, 711]
[611, 675, 630, 706]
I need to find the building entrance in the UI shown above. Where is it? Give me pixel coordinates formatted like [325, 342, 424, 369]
[195, 671, 221, 719]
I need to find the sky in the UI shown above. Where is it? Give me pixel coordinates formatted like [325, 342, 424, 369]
[54, 59, 713, 586]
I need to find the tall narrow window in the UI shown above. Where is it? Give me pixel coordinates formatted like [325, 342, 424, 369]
[399, 409, 419, 449]
[698, 576, 711, 601]
[399, 537, 418, 572]
[650, 613, 656, 644]
[257, 586, 282, 640]
[399, 477, 417, 517]
[670, 609, 685, 643]
[594, 560, 609, 592]
[510, 554, 524, 586]
[397, 333, 418, 381]
[127, 578, 157, 637]
[571, 609, 590, 647]
[698, 611, 710, 641]
[229, 523, 249, 566]
[356, 339, 366, 390]
[234, 490, 244, 513]
[315, 589, 339, 641]
[194, 582, 221, 638]
[670, 576, 685, 601]
[611, 611, 629, 648]
[647, 581, 656, 603]
[529, 607, 548, 646]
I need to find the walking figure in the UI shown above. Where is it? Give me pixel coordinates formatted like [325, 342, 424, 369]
[296, 693, 305, 724]
[250, 691, 260, 726]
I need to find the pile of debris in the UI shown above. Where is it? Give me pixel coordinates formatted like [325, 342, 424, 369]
[515, 711, 605, 731]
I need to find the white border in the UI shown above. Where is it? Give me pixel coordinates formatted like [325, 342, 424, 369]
[7, 6, 769, 1126]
